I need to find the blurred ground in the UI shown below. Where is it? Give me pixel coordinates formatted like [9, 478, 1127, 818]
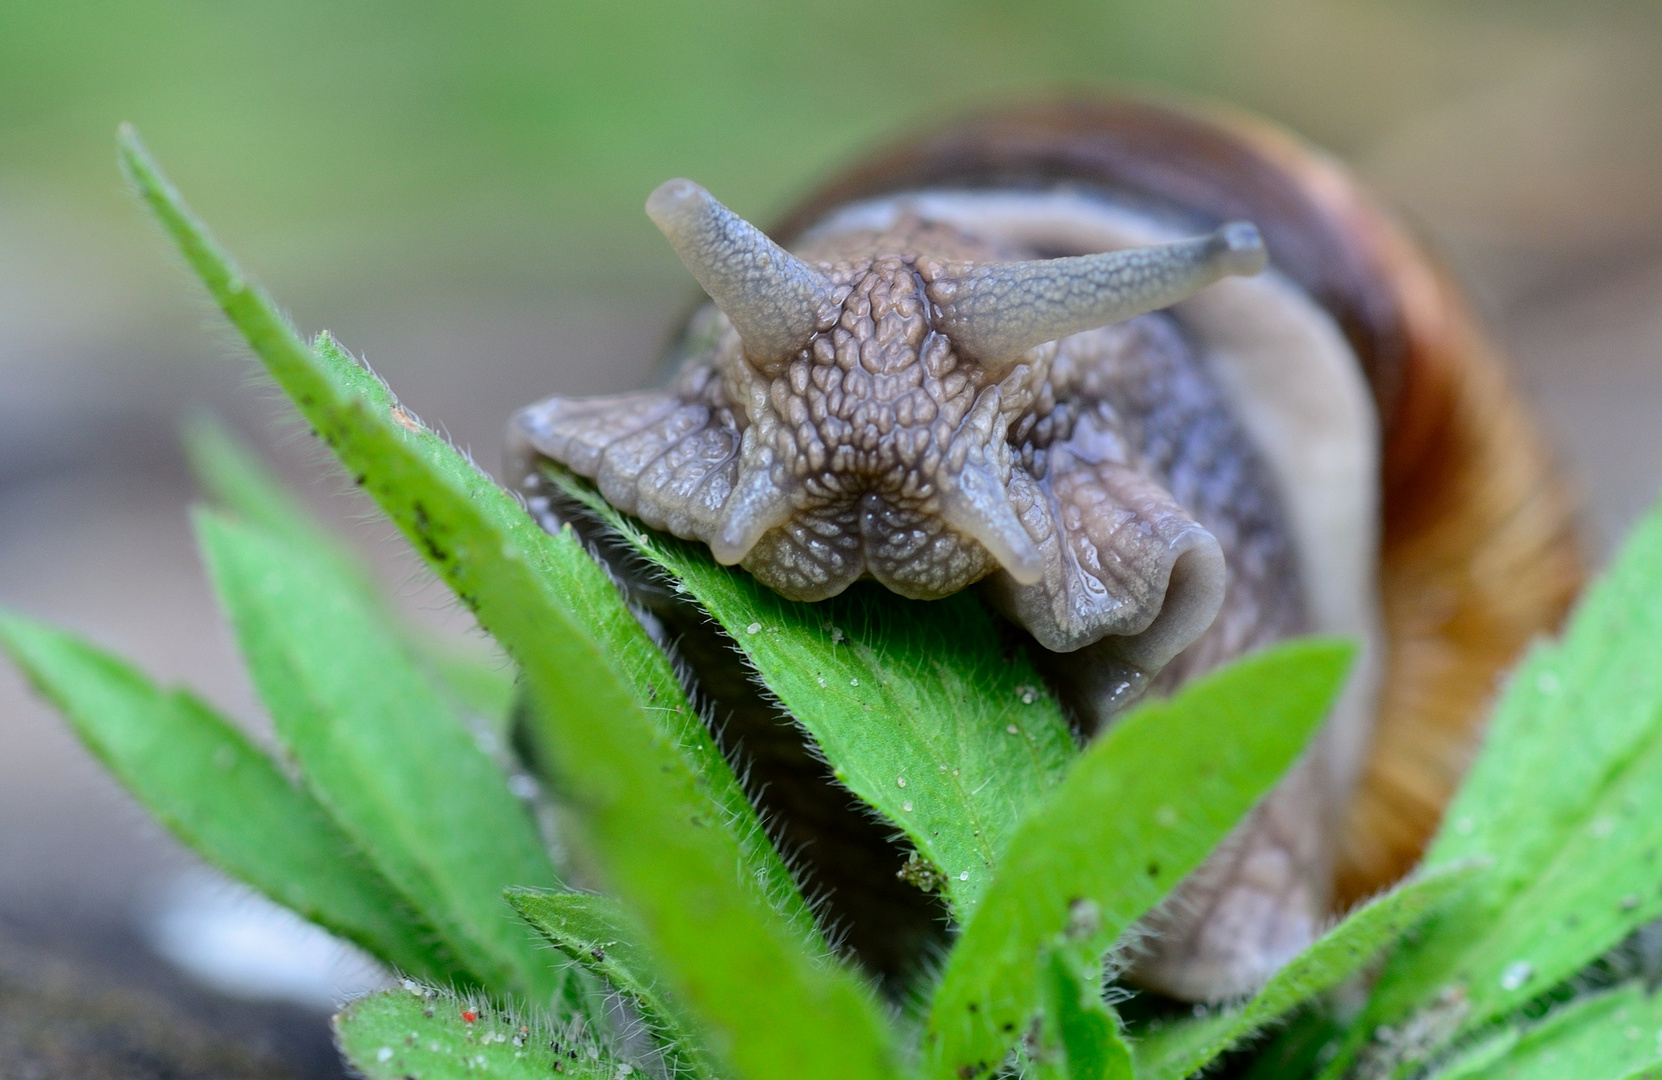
[2, 0, 1661, 1072]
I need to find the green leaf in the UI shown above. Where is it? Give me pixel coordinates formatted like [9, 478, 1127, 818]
[121, 127, 896, 1080]
[195, 508, 564, 1002]
[121, 124, 798, 935]
[1425, 984, 1662, 1080]
[555, 475, 1076, 919]
[922, 637, 1355, 1080]
[1348, 495, 1662, 1064]
[335, 986, 615, 1080]
[181, 411, 362, 584]
[0, 611, 458, 983]
[183, 411, 519, 735]
[1235, 1009, 1347, 1080]
[422, 642, 519, 739]
[508, 890, 717, 1080]
[1422, 1030, 1521, 1080]
[1133, 860, 1483, 1080]
[1032, 945, 1133, 1080]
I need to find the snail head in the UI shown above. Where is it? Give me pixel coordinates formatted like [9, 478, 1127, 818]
[643, 179, 1266, 604]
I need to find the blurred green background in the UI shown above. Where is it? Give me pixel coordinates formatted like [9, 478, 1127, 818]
[2, 1, 1661, 1073]
[6, 1, 1662, 491]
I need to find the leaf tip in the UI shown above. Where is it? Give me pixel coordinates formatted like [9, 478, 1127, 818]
[115, 122, 159, 191]
[1302, 632, 1360, 673]
[0, 607, 53, 662]
[1263, 633, 1361, 708]
[115, 120, 140, 156]
[0, 608, 27, 656]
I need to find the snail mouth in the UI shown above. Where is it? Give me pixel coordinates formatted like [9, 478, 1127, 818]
[857, 492, 1004, 601]
[735, 493, 1005, 603]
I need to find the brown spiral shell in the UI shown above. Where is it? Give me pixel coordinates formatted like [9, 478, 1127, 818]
[770, 97, 1585, 906]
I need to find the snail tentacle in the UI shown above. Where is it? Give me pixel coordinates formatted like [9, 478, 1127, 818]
[925, 222, 1267, 366]
[646, 179, 841, 367]
[713, 455, 795, 566]
[936, 460, 1046, 586]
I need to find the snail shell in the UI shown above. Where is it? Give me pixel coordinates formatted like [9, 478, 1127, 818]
[508, 98, 1582, 1000]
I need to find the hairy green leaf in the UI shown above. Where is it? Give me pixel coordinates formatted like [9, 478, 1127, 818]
[1424, 984, 1662, 1080]
[1422, 1029, 1522, 1080]
[122, 128, 895, 1080]
[335, 987, 615, 1080]
[1346, 496, 1662, 1066]
[0, 611, 458, 983]
[1236, 1009, 1346, 1080]
[423, 644, 519, 738]
[557, 476, 1076, 919]
[182, 411, 519, 734]
[195, 508, 564, 1001]
[508, 890, 717, 1080]
[121, 125, 795, 931]
[923, 638, 1354, 1080]
[1134, 861, 1482, 1080]
[1033, 945, 1133, 1080]
[181, 412, 361, 583]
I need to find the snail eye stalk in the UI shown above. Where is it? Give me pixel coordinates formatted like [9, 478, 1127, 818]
[646, 178, 840, 368]
[926, 222, 1267, 368]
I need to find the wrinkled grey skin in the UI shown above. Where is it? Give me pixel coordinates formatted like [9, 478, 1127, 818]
[509, 182, 1313, 1001]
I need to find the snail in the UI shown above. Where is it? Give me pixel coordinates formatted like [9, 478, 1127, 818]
[507, 99, 1582, 1001]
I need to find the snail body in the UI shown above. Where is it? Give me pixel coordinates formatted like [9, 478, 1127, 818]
[509, 99, 1581, 1000]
